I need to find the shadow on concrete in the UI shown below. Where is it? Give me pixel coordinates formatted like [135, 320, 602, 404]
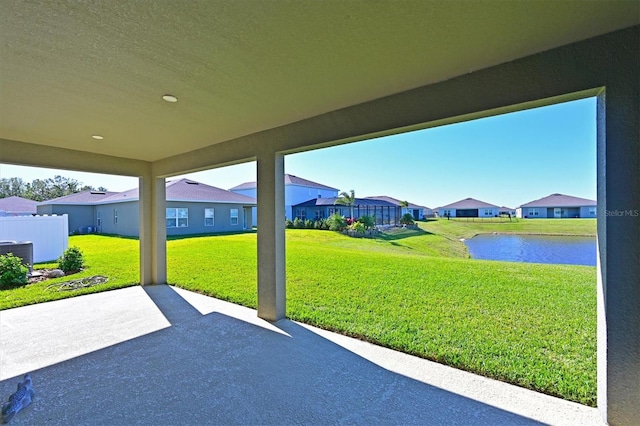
[1, 286, 546, 425]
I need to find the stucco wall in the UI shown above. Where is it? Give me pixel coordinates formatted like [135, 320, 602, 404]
[37, 204, 96, 234]
[97, 201, 139, 237]
[165, 201, 252, 236]
[580, 206, 597, 218]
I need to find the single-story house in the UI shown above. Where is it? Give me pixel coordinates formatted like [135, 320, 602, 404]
[499, 206, 516, 216]
[37, 179, 256, 236]
[230, 174, 339, 226]
[36, 190, 118, 232]
[292, 197, 401, 225]
[364, 196, 433, 220]
[516, 193, 597, 219]
[0, 196, 39, 216]
[437, 198, 500, 218]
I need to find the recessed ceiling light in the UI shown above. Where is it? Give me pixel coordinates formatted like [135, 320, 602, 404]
[92, 135, 104, 140]
[162, 94, 178, 103]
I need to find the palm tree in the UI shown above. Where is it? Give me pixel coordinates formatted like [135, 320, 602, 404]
[335, 189, 356, 220]
[399, 200, 409, 214]
[399, 200, 409, 224]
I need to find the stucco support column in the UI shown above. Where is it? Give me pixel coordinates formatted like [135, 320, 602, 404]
[139, 176, 167, 285]
[256, 151, 286, 321]
[597, 73, 640, 423]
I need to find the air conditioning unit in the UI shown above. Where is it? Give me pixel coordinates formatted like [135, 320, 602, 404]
[0, 241, 34, 272]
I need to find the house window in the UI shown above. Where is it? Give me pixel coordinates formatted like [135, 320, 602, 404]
[589, 207, 597, 216]
[97, 210, 101, 227]
[166, 208, 188, 228]
[113, 209, 118, 224]
[530, 208, 539, 216]
[230, 209, 238, 225]
[315, 210, 323, 219]
[443, 210, 451, 216]
[329, 208, 342, 216]
[296, 209, 307, 220]
[485, 209, 492, 216]
[205, 208, 214, 226]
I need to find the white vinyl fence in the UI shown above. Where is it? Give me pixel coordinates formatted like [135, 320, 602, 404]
[0, 215, 69, 263]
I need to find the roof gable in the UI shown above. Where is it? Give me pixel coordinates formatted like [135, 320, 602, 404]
[440, 197, 499, 209]
[38, 190, 119, 205]
[165, 179, 256, 203]
[0, 196, 39, 213]
[520, 193, 596, 208]
[37, 179, 256, 206]
[93, 179, 257, 205]
[230, 174, 337, 192]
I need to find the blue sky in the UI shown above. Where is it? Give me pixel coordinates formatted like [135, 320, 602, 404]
[1, 97, 596, 209]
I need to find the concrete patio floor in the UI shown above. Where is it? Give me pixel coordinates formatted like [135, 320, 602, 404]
[1, 285, 603, 425]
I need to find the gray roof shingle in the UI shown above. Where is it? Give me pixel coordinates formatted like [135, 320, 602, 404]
[0, 196, 39, 214]
[38, 190, 118, 205]
[40, 179, 256, 206]
[230, 174, 338, 191]
[520, 193, 596, 208]
[439, 197, 499, 209]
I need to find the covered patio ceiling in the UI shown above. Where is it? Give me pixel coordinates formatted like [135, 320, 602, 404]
[0, 0, 637, 163]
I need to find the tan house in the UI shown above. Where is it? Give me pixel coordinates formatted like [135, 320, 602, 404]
[0, 3, 637, 423]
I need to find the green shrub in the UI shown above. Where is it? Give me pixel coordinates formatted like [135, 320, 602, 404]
[293, 217, 304, 229]
[304, 219, 314, 229]
[285, 218, 294, 228]
[58, 246, 85, 273]
[358, 215, 376, 229]
[327, 213, 346, 231]
[350, 221, 366, 234]
[0, 253, 28, 288]
[400, 213, 415, 225]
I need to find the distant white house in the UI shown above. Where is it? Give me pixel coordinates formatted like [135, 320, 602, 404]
[230, 174, 339, 226]
[437, 197, 499, 218]
[517, 193, 597, 218]
[0, 196, 38, 217]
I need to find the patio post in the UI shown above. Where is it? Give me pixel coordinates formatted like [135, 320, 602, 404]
[139, 176, 167, 285]
[256, 151, 286, 321]
[597, 67, 640, 424]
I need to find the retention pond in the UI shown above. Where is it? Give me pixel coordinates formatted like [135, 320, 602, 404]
[464, 234, 596, 266]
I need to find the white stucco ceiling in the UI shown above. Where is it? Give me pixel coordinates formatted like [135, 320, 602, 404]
[1, 0, 638, 162]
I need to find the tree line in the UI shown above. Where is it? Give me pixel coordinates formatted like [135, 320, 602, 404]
[0, 176, 107, 202]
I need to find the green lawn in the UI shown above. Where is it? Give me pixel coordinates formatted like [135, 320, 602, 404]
[0, 220, 597, 406]
[0, 235, 139, 309]
[422, 217, 596, 241]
